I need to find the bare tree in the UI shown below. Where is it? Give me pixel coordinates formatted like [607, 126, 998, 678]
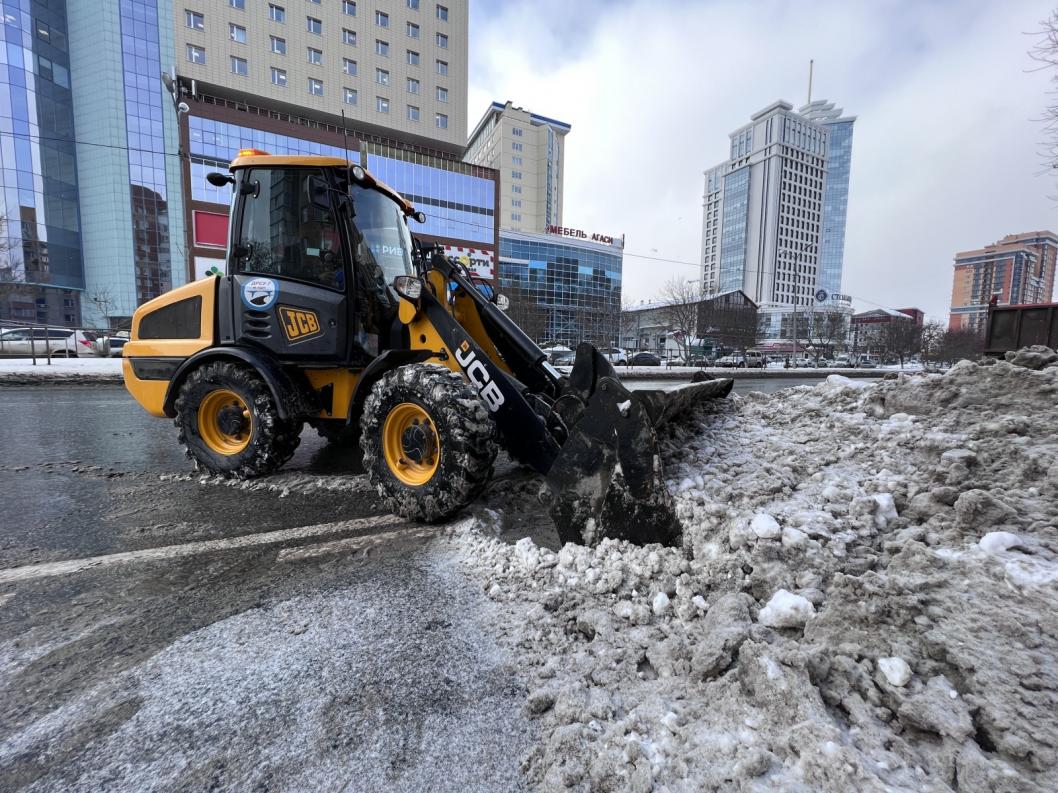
[937, 328, 984, 366]
[882, 319, 924, 368]
[698, 292, 758, 356]
[658, 278, 700, 361]
[503, 286, 548, 344]
[919, 321, 946, 366]
[1030, 11, 1058, 189]
[89, 287, 119, 330]
[808, 311, 848, 364]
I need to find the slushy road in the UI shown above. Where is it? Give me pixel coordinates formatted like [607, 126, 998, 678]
[0, 387, 534, 793]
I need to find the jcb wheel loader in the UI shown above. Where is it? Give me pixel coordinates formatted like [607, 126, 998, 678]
[122, 151, 731, 546]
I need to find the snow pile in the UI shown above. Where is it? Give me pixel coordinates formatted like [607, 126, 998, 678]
[451, 353, 1058, 791]
[0, 356, 122, 384]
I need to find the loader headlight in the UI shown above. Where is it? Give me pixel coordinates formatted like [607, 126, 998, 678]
[494, 294, 510, 311]
[393, 275, 423, 301]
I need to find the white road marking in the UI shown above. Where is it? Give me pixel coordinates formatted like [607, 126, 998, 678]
[0, 515, 406, 585]
[276, 524, 442, 562]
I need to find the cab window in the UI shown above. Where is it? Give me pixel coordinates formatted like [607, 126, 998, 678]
[236, 167, 345, 290]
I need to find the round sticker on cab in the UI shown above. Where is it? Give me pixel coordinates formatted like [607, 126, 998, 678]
[242, 277, 278, 310]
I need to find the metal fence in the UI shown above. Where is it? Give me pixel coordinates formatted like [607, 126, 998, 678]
[0, 320, 127, 365]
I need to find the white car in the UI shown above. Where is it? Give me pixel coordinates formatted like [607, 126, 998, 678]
[599, 347, 628, 365]
[0, 327, 97, 358]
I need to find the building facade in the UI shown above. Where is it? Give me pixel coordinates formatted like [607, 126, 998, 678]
[949, 231, 1058, 332]
[0, 0, 85, 325]
[700, 99, 855, 314]
[464, 100, 569, 234]
[498, 227, 621, 346]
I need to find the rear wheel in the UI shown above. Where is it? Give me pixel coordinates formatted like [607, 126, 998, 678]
[175, 361, 302, 478]
[360, 364, 497, 522]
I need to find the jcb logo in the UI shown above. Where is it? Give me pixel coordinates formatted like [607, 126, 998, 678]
[455, 340, 505, 412]
[279, 307, 323, 343]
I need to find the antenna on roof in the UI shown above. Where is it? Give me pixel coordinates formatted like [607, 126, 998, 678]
[807, 59, 814, 105]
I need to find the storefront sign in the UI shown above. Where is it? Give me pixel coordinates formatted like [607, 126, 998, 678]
[442, 245, 495, 279]
[545, 225, 624, 248]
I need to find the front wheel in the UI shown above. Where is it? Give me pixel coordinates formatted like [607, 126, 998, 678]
[175, 361, 302, 478]
[360, 364, 497, 522]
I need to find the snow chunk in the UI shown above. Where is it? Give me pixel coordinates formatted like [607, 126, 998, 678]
[978, 531, 1022, 554]
[750, 513, 781, 540]
[873, 493, 899, 529]
[781, 526, 808, 549]
[825, 374, 871, 390]
[878, 656, 912, 687]
[757, 589, 814, 628]
[652, 591, 671, 616]
[616, 399, 632, 416]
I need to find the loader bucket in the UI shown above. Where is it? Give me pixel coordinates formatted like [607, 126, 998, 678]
[545, 344, 733, 547]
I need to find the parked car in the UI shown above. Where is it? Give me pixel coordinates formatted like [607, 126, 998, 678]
[0, 327, 97, 358]
[715, 354, 741, 367]
[549, 349, 576, 367]
[743, 351, 768, 369]
[599, 347, 628, 365]
[856, 356, 878, 369]
[629, 351, 662, 366]
[93, 331, 130, 357]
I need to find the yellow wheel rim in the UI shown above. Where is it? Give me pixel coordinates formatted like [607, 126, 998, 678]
[382, 402, 440, 486]
[198, 389, 252, 455]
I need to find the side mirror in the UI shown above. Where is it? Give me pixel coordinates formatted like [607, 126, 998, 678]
[307, 175, 331, 210]
[207, 172, 234, 187]
[412, 210, 426, 224]
[494, 294, 510, 311]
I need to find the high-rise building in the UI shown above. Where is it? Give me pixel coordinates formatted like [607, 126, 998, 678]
[948, 231, 1058, 331]
[464, 101, 569, 234]
[0, 0, 85, 325]
[700, 99, 855, 319]
[799, 99, 855, 301]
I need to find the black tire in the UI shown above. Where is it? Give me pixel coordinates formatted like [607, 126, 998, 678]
[360, 363, 497, 522]
[174, 360, 302, 478]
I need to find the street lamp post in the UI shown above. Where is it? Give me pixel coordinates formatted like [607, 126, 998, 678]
[778, 242, 817, 360]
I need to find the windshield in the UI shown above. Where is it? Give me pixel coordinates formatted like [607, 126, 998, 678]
[348, 183, 414, 284]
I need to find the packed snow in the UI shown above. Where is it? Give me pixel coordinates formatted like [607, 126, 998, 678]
[451, 350, 1058, 791]
[0, 356, 122, 383]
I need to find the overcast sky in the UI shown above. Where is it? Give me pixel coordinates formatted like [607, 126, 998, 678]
[468, 0, 1057, 321]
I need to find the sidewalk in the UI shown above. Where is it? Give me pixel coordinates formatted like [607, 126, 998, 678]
[0, 356, 123, 385]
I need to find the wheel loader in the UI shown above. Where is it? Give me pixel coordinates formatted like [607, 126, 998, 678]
[122, 151, 732, 546]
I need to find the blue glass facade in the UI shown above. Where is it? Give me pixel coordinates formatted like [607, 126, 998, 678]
[718, 166, 749, 294]
[0, 0, 83, 324]
[499, 231, 622, 345]
[817, 119, 853, 298]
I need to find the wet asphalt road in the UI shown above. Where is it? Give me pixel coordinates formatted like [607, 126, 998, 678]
[0, 386, 535, 792]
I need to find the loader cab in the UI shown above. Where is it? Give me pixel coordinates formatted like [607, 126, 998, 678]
[222, 154, 415, 366]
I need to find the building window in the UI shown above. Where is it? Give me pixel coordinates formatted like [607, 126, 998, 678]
[511, 213, 521, 221]
[436, 4, 448, 20]
[230, 0, 245, 8]
[308, 47, 322, 64]
[343, 28, 356, 45]
[435, 112, 447, 129]
[230, 55, 247, 75]
[376, 39, 389, 56]
[436, 86, 447, 102]
[511, 184, 522, 194]
[407, 0, 419, 9]
[511, 170, 521, 179]
[271, 67, 287, 86]
[308, 77, 323, 95]
[511, 198, 521, 207]
[512, 127, 523, 137]
[512, 156, 522, 165]
[344, 87, 358, 105]
[186, 43, 205, 64]
[512, 141, 522, 151]
[407, 21, 419, 38]
[407, 77, 419, 93]
[185, 10, 204, 30]
[407, 50, 419, 65]
[376, 68, 389, 85]
[375, 10, 388, 27]
[307, 16, 321, 34]
[270, 35, 286, 54]
[377, 96, 389, 113]
[408, 105, 419, 121]
[268, 3, 285, 22]
[229, 23, 246, 43]
[436, 32, 447, 48]
[343, 57, 357, 75]
[342, 0, 356, 15]
[436, 59, 447, 75]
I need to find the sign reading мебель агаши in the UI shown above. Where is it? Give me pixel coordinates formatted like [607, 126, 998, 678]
[545, 225, 625, 249]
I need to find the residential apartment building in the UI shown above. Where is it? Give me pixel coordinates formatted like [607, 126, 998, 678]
[949, 231, 1058, 332]
[464, 101, 569, 234]
[700, 99, 855, 325]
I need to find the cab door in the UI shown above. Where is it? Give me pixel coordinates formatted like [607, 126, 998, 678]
[229, 166, 348, 363]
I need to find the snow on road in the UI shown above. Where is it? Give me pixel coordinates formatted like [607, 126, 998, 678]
[452, 352, 1058, 791]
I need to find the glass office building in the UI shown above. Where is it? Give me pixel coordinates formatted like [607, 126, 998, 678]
[498, 228, 622, 346]
[0, 0, 84, 325]
[717, 166, 750, 294]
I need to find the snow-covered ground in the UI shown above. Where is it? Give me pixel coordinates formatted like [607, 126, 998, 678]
[452, 348, 1058, 791]
[0, 356, 122, 381]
